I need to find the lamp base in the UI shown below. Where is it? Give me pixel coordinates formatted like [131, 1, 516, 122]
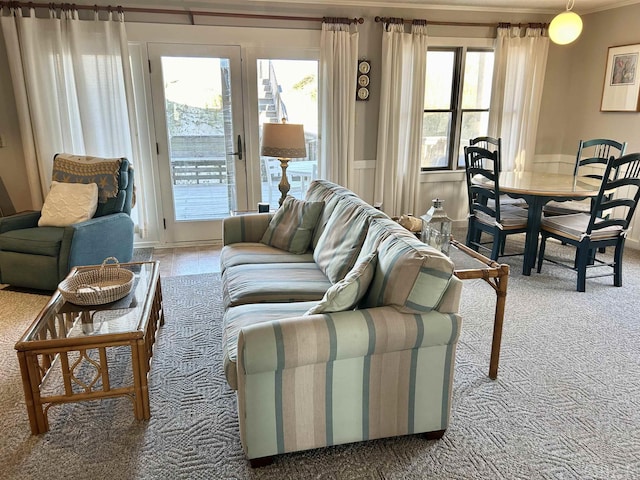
[278, 158, 290, 206]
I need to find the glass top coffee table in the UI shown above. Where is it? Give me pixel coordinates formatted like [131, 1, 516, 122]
[15, 261, 163, 434]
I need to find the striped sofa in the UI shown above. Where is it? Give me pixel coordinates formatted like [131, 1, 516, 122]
[220, 180, 463, 466]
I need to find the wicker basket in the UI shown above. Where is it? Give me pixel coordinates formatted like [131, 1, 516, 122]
[58, 257, 134, 306]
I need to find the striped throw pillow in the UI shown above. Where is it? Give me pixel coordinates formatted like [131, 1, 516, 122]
[260, 196, 324, 254]
[305, 252, 377, 314]
[361, 234, 454, 313]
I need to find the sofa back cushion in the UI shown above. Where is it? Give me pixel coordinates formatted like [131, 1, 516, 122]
[306, 180, 359, 203]
[313, 198, 371, 283]
[358, 216, 413, 259]
[361, 229, 454, 313]
[306, 180, 387, 250]
[306, 180, 357, 249]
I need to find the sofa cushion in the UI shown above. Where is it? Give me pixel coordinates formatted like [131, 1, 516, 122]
[260, 196, 324, 254]
[306, 180, 359, 203]
[305, 252, 377, 315]
[222, 213, 274, 245]
[222, 262, 332, 308]
[359, 217, 415, 259]
[309, 194, 342, 249]
[307, 180, 388, 250]
[361, 233, 454, 313]
[222, 301, 317, 390]
[0, 226, 64, 256]
[313, 199, 371, 283]
[541, 212, 622, 241]
[38, 181, 98, 227]
[220, 242, 314, 272]
[306, 181, 358, 249]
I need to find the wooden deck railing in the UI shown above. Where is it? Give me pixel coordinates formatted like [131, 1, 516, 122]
[171, 158, 228, 184]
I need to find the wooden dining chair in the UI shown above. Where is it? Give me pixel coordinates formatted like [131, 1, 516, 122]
[536, 152, 640, 292]
[464, 146, 529, 261]
[469, 136, 502, 171]
[469, 136, 527, 209]
[543, 138, 627, 216]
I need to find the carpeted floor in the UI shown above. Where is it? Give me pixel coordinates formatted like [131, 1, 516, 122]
[1, 238, 640, 479]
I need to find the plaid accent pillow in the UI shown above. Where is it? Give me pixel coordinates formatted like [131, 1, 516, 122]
[305, 252, 377, 315]
[260, 196, 324, 254]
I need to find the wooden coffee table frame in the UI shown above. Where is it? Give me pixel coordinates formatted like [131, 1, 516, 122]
[450, 238, 509, 380]
[15, 261, 164, 434]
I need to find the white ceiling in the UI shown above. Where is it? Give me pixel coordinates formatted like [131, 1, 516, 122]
[119, 0, 640, 15]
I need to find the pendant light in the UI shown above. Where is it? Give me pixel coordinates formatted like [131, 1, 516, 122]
[549, 0, 583, 45]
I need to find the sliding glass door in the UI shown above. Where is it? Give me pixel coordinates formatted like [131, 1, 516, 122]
[148, 43, 246, 243]
[125, 24, 322, 245]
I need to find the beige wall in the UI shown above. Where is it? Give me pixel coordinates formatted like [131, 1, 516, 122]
[567, 3, 640, 154]
[537, 3, 640, 156]
[6, 2, 637, 232]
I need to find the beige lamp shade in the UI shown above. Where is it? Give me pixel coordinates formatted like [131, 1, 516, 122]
[261, 123, 307, 159]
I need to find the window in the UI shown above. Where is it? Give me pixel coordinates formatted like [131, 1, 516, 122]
[256, 59, 318, 209]
[421, 47, 494, 170]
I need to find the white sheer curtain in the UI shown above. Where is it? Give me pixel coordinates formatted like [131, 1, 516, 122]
[319, 19, 358, 187]
[374, 21, 428, 217]
[489, 26, 549, 172]
[0, 7, 149, 237]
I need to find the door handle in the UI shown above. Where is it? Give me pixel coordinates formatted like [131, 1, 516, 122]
[230, 134, 243, 160]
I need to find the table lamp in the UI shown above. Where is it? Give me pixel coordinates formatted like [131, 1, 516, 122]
[261, 120, 307, 206]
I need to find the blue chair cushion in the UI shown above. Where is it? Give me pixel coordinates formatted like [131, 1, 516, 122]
[0, 227, 63, 256]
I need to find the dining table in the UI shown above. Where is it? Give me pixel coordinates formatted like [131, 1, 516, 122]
[475, 171, 603, 275]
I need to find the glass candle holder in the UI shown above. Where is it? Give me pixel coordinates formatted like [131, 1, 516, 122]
[421, 198, 452, 255]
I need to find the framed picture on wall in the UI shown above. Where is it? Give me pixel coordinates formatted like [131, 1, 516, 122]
[601, 43, 640, 112]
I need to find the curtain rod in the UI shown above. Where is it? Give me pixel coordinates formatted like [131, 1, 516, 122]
[374, 16, 546, 29]
[0, 2, 364, 25]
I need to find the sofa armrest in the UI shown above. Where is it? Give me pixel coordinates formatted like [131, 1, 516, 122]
[59, 213, 134, 278]
[222, 213, 274, 245]
[435, 275, 463, 314]
[0, 211, 40, 233]
[238, 306, 461, 376]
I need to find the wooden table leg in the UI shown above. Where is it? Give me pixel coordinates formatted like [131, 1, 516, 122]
[130, 341, 145, 420]
[26, 353, 48, 433]
[489, 265, 509, 379]
[136, 338, 151, 420]
[17, 351, 41, 434]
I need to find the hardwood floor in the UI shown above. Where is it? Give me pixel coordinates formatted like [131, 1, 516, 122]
[152, 245, 222, 277]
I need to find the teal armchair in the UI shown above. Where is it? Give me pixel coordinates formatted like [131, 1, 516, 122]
[0, 154, 135, 291]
